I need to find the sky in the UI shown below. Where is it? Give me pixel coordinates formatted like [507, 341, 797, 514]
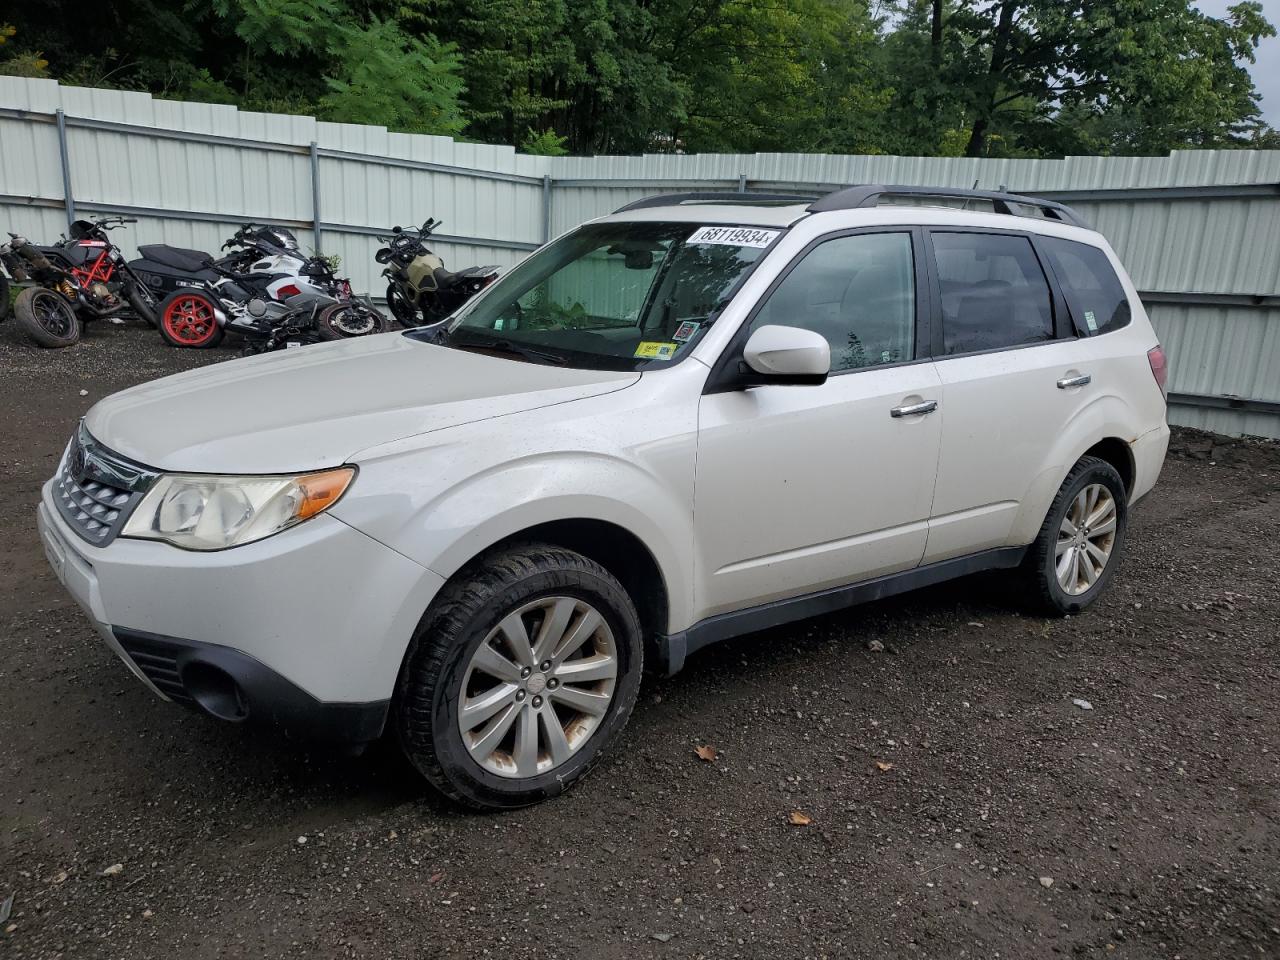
[1195, 0, 1280, 125]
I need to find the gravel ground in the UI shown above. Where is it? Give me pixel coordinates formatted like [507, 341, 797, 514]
[2, 319, 1278, 959]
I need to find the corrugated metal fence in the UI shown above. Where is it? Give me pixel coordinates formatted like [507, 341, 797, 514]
[2, 76, 1278, 438]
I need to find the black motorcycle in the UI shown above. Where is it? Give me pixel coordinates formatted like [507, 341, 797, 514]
[376, 218, 499, 327]
[0, 217, 158, 348]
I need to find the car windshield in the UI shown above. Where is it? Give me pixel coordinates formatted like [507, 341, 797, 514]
[422, 221, 782, 370]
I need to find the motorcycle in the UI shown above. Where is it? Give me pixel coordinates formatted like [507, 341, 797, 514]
[376, 218, 499, 327]
[149, 254, 388, 349]
[0, 217, 159, 348]
[237, 292, 386, 354]
[131, 224, 384, 348]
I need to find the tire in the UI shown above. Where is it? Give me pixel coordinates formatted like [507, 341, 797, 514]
[396, 543, 644, 809]
[1022, 455, 1128, 616]
[385, 283, 420, 327]
[315, 302, 390, 341]
[126, 281, 159, 328]
[14, 286, 81, 348]
[0, 273, 10, 322]
[157, 289, 225, 348]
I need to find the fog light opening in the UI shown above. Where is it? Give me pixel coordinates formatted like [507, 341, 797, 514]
[183, 662, 249, 722]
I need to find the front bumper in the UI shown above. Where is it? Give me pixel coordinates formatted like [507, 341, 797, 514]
[37, 489, 445, 742]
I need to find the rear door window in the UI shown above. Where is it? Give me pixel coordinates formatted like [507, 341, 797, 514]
[932, 232, 1055, 355]
[1039, 236, 1132, 336]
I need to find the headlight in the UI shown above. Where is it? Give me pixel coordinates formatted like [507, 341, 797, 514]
[121, 467, 355, 550]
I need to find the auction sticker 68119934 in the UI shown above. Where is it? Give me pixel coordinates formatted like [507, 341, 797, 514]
[687, 226, 780, 248]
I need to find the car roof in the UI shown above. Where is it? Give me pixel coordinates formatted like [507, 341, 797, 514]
[598, 201, 811, 228]
[598, 184, 1095, 236]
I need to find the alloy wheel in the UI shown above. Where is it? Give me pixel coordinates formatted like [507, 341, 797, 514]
[328, 306, 378, 336]
[164, 296, 217, 345]
[32, 290, 76, 337]
[1055, 483, 1118, 595]
[457, 596, 618, 779]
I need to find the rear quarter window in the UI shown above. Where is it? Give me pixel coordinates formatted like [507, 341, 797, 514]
[1039, 237, 1132, 336]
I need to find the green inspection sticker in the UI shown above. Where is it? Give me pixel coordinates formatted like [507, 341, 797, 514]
[1084, 310, 1098, 332]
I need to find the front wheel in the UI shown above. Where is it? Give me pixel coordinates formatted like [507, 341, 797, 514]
[315, 302, 390, 340]
[396, 543, 644, 809]
[157, 289, 224, 348]
[14, 286, 81, 348]
[385, 283, 420, 327]
[1022, 455, 1128, 615]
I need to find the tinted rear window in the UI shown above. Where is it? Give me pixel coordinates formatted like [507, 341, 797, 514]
[932, 232, 1054, 355]
[1039, 237, 1131, 336]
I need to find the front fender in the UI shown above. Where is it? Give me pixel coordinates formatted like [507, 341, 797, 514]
[333, 450, 695, 632]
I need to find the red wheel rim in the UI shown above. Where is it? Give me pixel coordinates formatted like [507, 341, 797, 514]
[162, 295, 218, 346]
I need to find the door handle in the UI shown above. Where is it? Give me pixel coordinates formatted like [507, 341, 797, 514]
[890, 400, 938, 418]
[1057, 374, 1091, 389]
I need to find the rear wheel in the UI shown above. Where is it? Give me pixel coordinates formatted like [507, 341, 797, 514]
[14, 286, 80, 348]
[315, 302, 390, 340]
[158, 290, 224, 348]
[396, 543, 643, 809]
[1022, 455, 1128, 615]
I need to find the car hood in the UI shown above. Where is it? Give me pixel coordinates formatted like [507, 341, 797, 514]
[84, 333, 640, 473]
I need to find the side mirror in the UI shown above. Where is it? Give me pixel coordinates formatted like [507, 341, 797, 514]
[741, 325, 830, 385]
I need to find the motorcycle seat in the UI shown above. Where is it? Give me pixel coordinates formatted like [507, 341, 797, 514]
[137, 244, 214, 272]
[433, 266, 496, 290]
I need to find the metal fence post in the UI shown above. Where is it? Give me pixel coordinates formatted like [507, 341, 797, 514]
[542, 174, 553, 244]
[738, 173, 747, 193]
[55, 108, 76, 228]
[310, 141, 322, 252]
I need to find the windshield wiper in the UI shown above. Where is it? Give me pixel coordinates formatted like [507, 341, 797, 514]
[446, 332, 569, 366]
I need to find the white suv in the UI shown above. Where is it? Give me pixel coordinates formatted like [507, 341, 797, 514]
[37, 186, 1170, 808]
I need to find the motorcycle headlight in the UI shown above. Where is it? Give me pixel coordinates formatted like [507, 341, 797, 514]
[121, 467, 355, 551]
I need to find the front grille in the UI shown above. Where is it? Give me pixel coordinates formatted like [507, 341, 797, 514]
[52, 424, 156, 546]
[116, 632, 193, 704]
[54, 461, 134, 543]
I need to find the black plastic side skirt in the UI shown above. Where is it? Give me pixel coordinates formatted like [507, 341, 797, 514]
[656, 546, 1028, 675]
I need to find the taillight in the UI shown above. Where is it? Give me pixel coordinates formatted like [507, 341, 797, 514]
[1147, 345, 1168, 397]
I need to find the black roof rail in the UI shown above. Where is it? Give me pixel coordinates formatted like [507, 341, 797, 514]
[613, 191, 818, 213]
[807, 184, 1088, 227]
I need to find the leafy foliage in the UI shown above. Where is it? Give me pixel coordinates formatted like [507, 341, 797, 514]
[1, 0, 1274, 155]
[320, 20, 465, 134]
[521, 128, 570, 156]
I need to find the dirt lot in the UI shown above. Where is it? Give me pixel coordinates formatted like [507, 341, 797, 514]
[1, 318, 1278, 960]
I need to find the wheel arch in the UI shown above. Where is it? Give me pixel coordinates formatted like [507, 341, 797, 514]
[1009, 393, 1144, 546]
[440, 518, 671, 669]
[1081, 436, 1135, 494]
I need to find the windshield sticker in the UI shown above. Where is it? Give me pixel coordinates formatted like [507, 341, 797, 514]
[687, 226, 780, 248]
[634, 341, 679, 361]
[672, 320, 701, 342]
[1083, 309, 1098, 332]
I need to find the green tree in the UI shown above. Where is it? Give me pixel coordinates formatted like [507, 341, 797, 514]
[320, 20, 465, 134]
[939, 0, 1276, 157]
